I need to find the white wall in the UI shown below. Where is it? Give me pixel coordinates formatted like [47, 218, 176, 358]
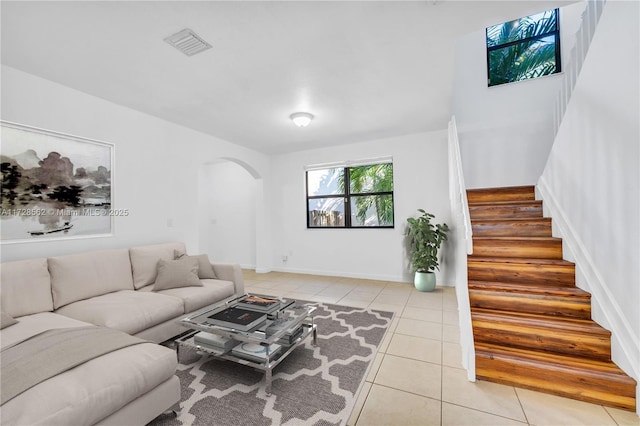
[1, 65, 269, 262]
[269, 131, 452, 283]
[537, 0, 639, 400]
[198, 161, 257, 268]
[1, 67, 453, 283]
[452, 2, 586, 189]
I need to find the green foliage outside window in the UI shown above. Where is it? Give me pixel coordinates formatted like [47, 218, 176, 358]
[346, 163, 393, 226]
[306, 162, 394, 228]
[487, 9, 561, 86]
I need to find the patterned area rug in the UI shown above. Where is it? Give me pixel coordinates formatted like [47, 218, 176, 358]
[148, 302, 393, 426]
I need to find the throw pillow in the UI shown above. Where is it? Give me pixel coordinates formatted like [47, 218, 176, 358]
[153, 258, 202, 291]
[1, 311, 18, 329]
[174, 250, 217, 279]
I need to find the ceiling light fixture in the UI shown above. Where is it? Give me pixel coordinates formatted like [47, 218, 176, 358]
[290, 112, 314, 127]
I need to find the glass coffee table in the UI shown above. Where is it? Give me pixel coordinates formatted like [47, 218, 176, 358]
[176, 294, 317, 395]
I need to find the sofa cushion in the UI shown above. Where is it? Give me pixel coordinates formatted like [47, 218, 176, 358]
[153, 258, 202, 291]
[48, 249, 134, 309]
[1, 340, 176, 426]
[0, 258, 53, 317]
[0, 311, 176, 426]
[55, 290, 184, 335]
[139, 279, 235, 313]
[175, 251, 217, 279]
[129, 242, 187, 289]
[1, 311, 17, 329]
[0, 312, 93, 350]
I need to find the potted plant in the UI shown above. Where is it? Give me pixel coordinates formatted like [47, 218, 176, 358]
[406, 209, 449, 291]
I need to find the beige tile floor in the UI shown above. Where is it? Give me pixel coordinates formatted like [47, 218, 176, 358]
[243, 270, 640, 426]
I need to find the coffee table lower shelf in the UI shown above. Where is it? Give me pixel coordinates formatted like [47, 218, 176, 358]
[175, 323, 317, 395]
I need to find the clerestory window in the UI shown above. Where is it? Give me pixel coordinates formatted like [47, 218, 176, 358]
[486, 8, 561, 87]
[306, 159, 394, 228]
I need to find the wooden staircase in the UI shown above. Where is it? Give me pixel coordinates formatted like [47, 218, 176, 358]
[467, 185, 637, 411]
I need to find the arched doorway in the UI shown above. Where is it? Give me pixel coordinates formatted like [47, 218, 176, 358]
[197, 158, 265, 271]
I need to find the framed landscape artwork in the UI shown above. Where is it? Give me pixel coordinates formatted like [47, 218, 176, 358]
[1, 121, 114, 244]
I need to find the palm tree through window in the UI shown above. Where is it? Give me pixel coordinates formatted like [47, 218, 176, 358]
[306, 162, 394, 228]
[486, 9, 561, 87]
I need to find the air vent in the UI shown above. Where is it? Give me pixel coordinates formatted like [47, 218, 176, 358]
[164, 29, 212, 56]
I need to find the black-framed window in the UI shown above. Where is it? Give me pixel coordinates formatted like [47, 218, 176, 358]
[486, 8, 561, 87]
[306, 161, 394, 228]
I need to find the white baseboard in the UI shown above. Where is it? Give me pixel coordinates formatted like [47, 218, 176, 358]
[244, 263, 455, 287]
[269, 266, 409, 283]
[538, 177, 640, 383]
[265, 266, 456, 287]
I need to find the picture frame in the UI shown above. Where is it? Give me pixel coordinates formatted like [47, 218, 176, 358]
[1, 121, 115, 244]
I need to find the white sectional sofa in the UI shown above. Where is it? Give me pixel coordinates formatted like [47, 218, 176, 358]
[0, 242, 244, 426]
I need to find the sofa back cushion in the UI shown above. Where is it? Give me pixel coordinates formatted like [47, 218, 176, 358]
[129, 242, 186, 289]
[0, 258, 53, 317]
[48, 249, 134, 309]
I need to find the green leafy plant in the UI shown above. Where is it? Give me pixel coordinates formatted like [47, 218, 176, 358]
[406, 209, 449, 273]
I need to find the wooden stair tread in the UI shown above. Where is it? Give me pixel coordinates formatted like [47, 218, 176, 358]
[468, 201, 543, 220]
[475, 342, 635, 383]
[467, 186, 536, 203]
[471, 308, 610, 336]
[468, 281, 591, 298]
[473, 236, 561, 242]
[471, 217, 551, 223]
[468, 256, 574, 266]
[472, 237, 564, 260]
[476, 343, 637, 411]
[469, 200, 542, 207]
[471, 218, 553, 237]
[469, 286, 592, 319]
[467, 185, 535, 193]
[468, 256, 576, 286]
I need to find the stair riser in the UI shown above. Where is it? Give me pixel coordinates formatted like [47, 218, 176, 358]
[472, 321, 611, 361]
[471, 220, 552, 237]
[469, 291, 592, 319]
[469, 203, 543, 220]
[467, 186, 536, 204]
[472, 239, 563, 259]
[476, 353, 636, 411]
[467, 262, 576, 286]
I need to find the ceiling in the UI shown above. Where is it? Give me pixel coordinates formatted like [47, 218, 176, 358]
[1, 1, 574, 154]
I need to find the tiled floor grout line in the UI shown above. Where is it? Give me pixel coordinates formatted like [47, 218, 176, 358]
[371, 382, 443, 404]
[352, 382, 374, 426]
[443, 400, 530, 425]
[513, 387, 532, 425]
